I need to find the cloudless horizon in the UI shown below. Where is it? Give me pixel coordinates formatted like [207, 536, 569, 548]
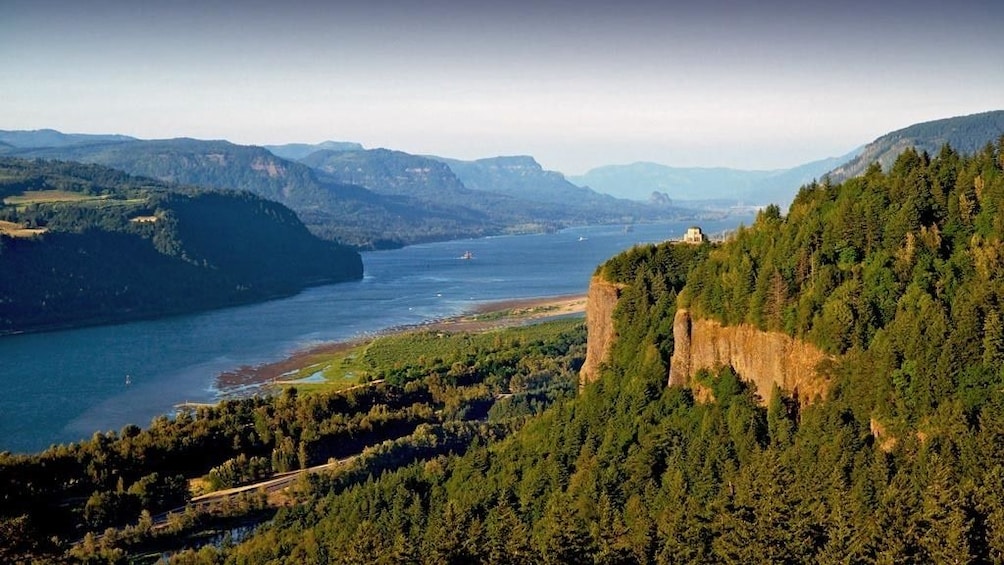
[2, 0, 1002, 175]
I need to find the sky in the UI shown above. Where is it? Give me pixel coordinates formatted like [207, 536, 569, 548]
[2, 0, 1003, 174]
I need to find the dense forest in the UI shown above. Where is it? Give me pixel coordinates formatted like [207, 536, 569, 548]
[0, 158, 362, 334]
[5, 139, 1004, 563]
[148, 139, 1004, 564]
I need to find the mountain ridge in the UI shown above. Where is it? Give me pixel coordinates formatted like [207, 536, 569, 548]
[0, 138, 510, 249]
[433, 154, 625, 210]
[826, 109, 1004, 181]
[0, 135, 698, 249]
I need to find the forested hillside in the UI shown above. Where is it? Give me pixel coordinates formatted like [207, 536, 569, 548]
[828, 110, 1004, 181]
[0, 158, 362, 334]
[144, 139, 1004, 563]
[683, 142, 1004, 428]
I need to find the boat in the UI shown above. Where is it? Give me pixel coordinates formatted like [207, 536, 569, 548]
[578, 236, 588, 241]
[125, 374, 132, 386]
[460, 251, 474, 260]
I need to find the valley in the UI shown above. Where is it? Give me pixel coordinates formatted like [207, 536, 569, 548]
[2, 112, 1004, 563]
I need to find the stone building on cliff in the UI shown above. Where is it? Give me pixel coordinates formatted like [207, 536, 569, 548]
[682, 226, 707, 244]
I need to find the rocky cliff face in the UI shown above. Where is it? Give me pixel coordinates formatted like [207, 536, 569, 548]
[579, 276, 624, 387]
[300, 148, 471, 199]
[438, 155, 620, 209]
[669, 309, 831, 403]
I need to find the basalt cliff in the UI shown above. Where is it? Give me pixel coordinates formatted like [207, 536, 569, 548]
[668, 308, 831, 402]
[579, 276, 624, 386]
[580, 276, 831, 401]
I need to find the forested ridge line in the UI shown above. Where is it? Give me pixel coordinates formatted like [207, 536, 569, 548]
[0, 157, 362, 334]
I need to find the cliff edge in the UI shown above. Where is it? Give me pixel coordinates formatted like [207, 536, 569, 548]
[669, 309, 831, 402]
[579, 276, 624, 386]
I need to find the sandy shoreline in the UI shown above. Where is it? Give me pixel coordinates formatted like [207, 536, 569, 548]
[214, 293, 586, 392]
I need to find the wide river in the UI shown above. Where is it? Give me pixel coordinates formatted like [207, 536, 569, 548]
[1, 218, 747, 453]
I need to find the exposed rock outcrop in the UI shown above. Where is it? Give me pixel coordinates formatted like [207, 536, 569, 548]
[669, 309, 831, 403]
[579, 276, 625, 387]
[580, 276, 832, 401]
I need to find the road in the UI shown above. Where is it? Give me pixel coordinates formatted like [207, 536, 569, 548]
[151, 455, 358, 527]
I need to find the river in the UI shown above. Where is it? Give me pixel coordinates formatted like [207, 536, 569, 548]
[0, 218, 748, 453]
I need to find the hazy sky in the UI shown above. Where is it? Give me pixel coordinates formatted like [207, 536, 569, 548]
[2, 0, 1002, 174]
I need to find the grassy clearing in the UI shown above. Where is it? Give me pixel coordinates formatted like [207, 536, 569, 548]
[3, 190, 146, 211]
[271, 318, 584, 395]
[468, 303, 561, 322]
[3, 190, 101, 205]
[0, 219, 47, 238]
[270, 342, 375, 394]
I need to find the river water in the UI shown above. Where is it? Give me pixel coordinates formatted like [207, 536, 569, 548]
[0, 218, 747, 453]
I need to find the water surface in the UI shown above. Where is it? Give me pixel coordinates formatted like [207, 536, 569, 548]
[0, 218, 747, 452]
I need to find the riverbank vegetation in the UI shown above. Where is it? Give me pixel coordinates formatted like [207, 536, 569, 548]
[0, 319, 584, 562]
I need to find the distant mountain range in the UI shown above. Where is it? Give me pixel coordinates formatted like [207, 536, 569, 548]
[0, 134, 690, 249]
[0, 137, 427, 248]
[264, 140, 364, 161]
[2, 109, 1000, 250]
[568, 151, 859, 209]
[300, 149, 650, 224]
[569, 110, 1004, 208]
[434, 155, 626, 209]
[0, 128, 136, 148]
[827, 110, 1004, 182]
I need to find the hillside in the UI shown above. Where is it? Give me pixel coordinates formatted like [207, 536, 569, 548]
[828, 110, 1004, 181]
[300, 148, 670, 226]
[0, 158, 362, 334]
[0, 138, 508, 249]
[300, 148, 480, 201]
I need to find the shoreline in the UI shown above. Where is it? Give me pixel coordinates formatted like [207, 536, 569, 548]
[214, 293, 587, 393]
